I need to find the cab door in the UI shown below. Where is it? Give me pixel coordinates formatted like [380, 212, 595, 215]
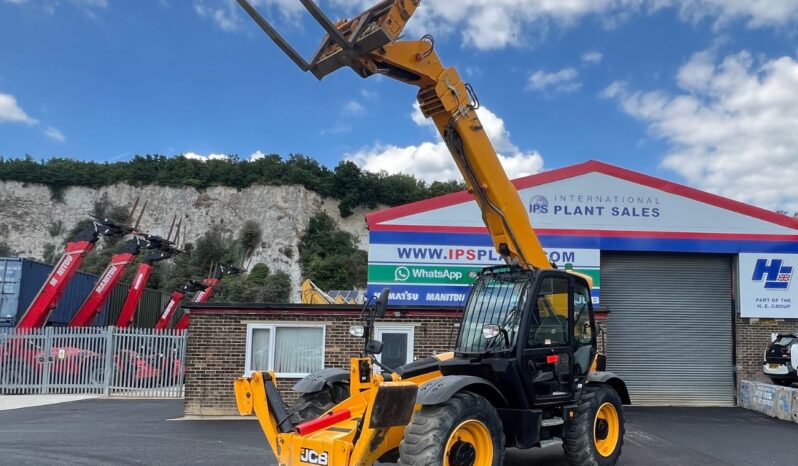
[519, 272, 575, 405]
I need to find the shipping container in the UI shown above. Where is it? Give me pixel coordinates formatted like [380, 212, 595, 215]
[0, 257, 169, 328]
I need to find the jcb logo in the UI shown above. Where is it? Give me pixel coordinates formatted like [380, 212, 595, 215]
[299, 448, 328, 465]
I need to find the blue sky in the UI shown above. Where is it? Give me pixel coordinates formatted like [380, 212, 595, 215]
[1, 0, 798, 211]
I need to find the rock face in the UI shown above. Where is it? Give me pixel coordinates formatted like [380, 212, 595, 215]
[0, 181, 373, 301]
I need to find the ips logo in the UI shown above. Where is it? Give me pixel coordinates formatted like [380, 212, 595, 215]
[529, 195, 549, 214]
[752, 259, 793, 290]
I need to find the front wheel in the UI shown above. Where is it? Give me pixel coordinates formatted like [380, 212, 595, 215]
[288, 381, 349, 424]
[770, 377, 794, 387]
[563, 385, 625, 466]
[398, 392, 505, 466]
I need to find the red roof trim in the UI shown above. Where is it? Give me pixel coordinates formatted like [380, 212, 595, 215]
[365, 160, 798, 231]
[369, 224, 798, 241]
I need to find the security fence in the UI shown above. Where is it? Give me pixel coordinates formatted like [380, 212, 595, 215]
[0, 327, 186, 398]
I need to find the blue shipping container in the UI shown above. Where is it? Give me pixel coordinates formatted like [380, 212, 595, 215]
[0, 257, 111, 327]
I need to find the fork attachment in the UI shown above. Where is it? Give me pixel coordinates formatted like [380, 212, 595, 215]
[235, 0, 420, 79]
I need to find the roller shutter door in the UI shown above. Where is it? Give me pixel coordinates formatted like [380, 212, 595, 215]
[602, 253, 734, 406]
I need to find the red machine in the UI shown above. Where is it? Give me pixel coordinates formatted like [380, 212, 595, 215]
[170, 265, 241, 330]
[153, 280, 206, 330]
[15, 217, 134, 329]
[115, 234, 182, 328]
[67, 238, 145, 327]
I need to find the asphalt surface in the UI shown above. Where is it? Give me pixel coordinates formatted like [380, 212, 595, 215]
[0, 399, 796, 465]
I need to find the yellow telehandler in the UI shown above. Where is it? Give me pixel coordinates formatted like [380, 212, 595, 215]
[232, 1, 630, 465]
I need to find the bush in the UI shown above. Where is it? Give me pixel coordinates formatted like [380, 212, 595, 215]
[299, 212, 367, 290]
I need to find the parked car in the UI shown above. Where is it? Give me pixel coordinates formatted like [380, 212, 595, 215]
[763, 333, 798, 386]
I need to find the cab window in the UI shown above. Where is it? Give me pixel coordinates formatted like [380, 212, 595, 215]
[528, 276, 569, 346]
[573, 283, 593, 345]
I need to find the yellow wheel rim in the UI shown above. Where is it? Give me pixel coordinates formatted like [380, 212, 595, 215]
[594, 402, 620, 457]
[444, 419, 494, 466]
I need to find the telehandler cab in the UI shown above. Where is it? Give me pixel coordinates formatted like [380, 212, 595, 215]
[232, 1, 630, 465]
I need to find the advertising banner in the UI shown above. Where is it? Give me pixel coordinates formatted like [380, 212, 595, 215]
[368, 238, 600, 306]
[740, 253, 798, 318]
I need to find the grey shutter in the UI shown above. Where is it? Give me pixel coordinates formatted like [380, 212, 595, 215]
[601, 253, 734, 406]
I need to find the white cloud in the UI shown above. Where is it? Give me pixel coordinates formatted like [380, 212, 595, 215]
[44, 126, 65, 142]
[360, 89, 378, 100]
[341, 100, 365, 116]
[194, 1, 241, 32]
[320, 123, 352, 136]
[347, 104, 543, 183]
[528, 68, 581, 93]
[603, 49, 798, 212]
[194, 0, 305, 31]
[248, 150, 267, 161]
[328, 1, 798, 50]
[182, 152, 229, 161]
[0, 93, 38, 125]
[581, 51, 604, 64]
[6, 0, 108, 16]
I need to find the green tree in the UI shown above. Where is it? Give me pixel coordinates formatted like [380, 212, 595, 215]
[0, 154, 466, 212]
[260, 271, 291, 303]
[299, 212, 367, 290]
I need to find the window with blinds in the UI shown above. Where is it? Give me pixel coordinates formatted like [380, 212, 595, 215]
[246, 324, 325, 378]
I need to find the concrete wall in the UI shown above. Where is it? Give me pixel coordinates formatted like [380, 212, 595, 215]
[739, 380, 798, 424]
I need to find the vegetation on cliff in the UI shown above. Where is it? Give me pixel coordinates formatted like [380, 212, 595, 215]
[0, 155, 464, 217]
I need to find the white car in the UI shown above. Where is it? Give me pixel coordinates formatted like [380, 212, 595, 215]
[763, 333, 798, 386]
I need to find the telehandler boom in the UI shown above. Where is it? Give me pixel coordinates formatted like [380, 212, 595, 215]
[15, 216, 136, 329]
[232, 2, 630, 465]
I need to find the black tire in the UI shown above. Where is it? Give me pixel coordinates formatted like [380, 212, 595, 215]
[770, 378, 794, 387]
[289, 381, 349, 424]
[563, 385, 625, 466]
[398, 392, 505, 466]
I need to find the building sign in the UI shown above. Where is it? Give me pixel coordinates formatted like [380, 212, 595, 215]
[740, 253, 798, 318]
[382, 171, 798, 236]
[368, 241, 600, 306]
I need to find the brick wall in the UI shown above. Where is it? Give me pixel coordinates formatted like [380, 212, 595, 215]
[184, 307, 461, 416]
[184, 306, 798, 416]
[735, 316, 798, 383]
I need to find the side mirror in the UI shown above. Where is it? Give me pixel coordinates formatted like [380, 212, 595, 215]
[375, 288, 390, 319]
[366, 339, 383, 355]
[482, 324, 502, 340]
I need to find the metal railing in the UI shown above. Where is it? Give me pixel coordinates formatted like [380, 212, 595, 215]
[0, 327, 186, 398]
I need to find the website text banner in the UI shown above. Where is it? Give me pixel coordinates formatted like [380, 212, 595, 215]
[740, 253, 798, 318]
[367, 243, 600, 306]
[369, 244, 599, 269]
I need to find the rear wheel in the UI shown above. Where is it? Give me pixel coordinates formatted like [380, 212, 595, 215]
[563, 385, 625, 466]
[398, 392, 505, 466]
[770, 377, 794, 387]
[289, 381, 349, 424]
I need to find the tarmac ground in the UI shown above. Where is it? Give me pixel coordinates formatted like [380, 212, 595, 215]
[0, 399, 796, 465]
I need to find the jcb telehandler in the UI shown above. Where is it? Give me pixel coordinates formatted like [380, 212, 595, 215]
[232, 1, 630, 465]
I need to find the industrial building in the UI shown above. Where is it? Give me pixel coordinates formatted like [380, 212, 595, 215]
[185, 161, 798, 414]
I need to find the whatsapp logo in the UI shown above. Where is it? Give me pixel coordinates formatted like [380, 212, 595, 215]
[394, 266, 411, 282]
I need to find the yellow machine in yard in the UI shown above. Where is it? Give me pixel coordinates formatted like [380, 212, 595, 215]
[232, 1, 631, 465]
